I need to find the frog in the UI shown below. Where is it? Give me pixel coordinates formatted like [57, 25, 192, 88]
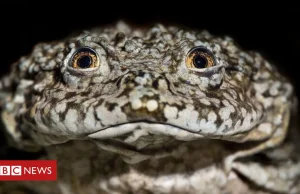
[0, 21, 299, 194]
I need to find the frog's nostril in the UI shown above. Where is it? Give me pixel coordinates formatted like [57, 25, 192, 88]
[151, 78, 169, 91]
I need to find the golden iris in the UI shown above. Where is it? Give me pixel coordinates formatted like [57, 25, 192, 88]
[71, 47, 99, 69]
[186, 47, 215, 69]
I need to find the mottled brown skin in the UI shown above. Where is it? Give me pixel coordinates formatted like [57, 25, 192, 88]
[0, 21, 299, 194]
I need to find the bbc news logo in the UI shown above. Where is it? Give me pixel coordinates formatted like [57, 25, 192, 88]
[0, 160, 57, 181]
[0, 166, 22, 175]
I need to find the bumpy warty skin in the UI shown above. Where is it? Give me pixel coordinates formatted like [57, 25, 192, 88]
[0, 21, 300, 194]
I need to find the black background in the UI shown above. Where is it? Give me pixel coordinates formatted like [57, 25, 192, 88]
[0, 3, 299, 158]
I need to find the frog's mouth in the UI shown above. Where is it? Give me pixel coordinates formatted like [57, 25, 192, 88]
[87, 122, 204, 143]
[86, 122, 205, 163]
[85, 121, 224, 164]
[86, 121, 267, 164]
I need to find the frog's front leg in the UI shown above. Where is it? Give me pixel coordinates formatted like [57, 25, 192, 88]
[225, 97, 300, 193]
[229, 130, 300, 194]
[232, 159, 300, 193]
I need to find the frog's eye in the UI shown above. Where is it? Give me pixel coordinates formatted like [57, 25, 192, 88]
[71, 47, 99, 69]
[186, 47, 215, 69]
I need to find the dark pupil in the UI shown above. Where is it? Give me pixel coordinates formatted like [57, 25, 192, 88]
[77, 55, 92, 68]
[193, 55, 207, 68]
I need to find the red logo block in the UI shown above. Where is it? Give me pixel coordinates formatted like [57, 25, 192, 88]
[0, 160, 57, 181]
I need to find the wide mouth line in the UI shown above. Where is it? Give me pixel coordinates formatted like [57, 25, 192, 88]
[84, 120, 257, 141]
[85, 120, 207, 141]
[87, 120, 197, 135]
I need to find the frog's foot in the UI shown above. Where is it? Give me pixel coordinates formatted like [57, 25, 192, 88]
[224, 127, 288, 174]
[223, 136, 300, 194]
[224, 102, 291, 173]
[231, 160, 300, 194]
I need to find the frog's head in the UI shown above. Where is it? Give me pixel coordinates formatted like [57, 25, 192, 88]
[0, 22, 293, 163]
